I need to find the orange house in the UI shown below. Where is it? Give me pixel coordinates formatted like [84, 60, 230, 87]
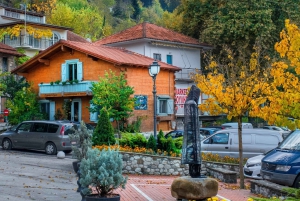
[11, 40, 181, 132]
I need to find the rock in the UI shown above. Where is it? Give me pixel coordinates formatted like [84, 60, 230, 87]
[171, 176, 218, 200]
[57, 151, 65, 159]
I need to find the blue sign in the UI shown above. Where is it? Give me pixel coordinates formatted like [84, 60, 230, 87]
[134, 95, 148, 110]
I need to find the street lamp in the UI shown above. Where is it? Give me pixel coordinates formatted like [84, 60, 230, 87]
[148, 60, 160, 140]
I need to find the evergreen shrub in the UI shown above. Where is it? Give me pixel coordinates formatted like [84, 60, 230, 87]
[118, 132, 147, 148]
[69, 120, 92, 161]
[92, 108, 116, 146]
[146, 134, 157, 151]
[79, 147, 128, 196]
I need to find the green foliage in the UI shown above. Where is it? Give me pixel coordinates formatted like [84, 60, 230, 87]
[158, 135, 179, 155]
[118, 132, 147, 148]
[173, 137, 182, 149]
[0, 74, 29, 99]
[79, 147, 128, 196]
[16, 48, 31, 65]
[68, 120, 93, 161]
[157, 129, 165, 150]
[251, 187, 300, 200]
[91, 70, 135, 136]
[146, 134, 157, 151]
[92, 108, 116, 146]
[6, 85, 43, 125]
[122, 116, 144, 133]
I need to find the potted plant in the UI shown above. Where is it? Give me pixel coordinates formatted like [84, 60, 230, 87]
[69, 120, 93, 173]
[79, 147, 127, 201]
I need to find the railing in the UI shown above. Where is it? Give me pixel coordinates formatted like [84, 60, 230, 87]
[175, 68, 198, 80]
[39, 81, 93, 96]
[2, 35, 58, 50]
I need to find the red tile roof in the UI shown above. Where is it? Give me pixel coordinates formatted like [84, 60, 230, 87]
[95, 22, 211, 47]
[67, 31, 90, 43]
[12, 40, 181, 73]
[0, 43, 24, 56]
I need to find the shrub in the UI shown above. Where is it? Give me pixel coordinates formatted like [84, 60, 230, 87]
[157, 129, 165, 150]
[92, 108, 116, 146]
[79, 147, 128, 196]
[118, 132, 147, 148]
[146, 134, 157, 152]
[173, 137, 183, 149]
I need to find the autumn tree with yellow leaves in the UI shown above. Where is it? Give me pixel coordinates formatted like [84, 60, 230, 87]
[255, 20, 300, 129]
[193, 45, 272, 189]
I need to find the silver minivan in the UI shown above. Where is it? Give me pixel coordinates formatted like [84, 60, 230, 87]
[0, 120, 75, 155]
[201, 129, 283, 158]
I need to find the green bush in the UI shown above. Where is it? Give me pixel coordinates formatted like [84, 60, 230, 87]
[118, 132, 147, 148]
[92, 108, 116, 146]
[157, 129, 165, 150]
[146, 134, 157, 151]
[173, 137, 183, 149]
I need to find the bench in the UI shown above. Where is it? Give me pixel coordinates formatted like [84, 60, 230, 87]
[206, 167, 237, 183]
[250, 180, 291, 198]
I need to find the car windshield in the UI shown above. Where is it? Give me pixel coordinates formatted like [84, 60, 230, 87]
[278, 130, 300, 150]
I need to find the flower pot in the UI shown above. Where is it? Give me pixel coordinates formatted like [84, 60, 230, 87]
[85, 194, 120, 201]
[72, 160, 80, 173]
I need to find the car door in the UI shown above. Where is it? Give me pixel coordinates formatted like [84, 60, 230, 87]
[28, 122, 48, 149]
[201, 132, 231, 157]
[13, 122, 33, 148]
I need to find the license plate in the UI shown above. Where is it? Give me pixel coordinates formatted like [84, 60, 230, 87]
[71, 142, 77, 145]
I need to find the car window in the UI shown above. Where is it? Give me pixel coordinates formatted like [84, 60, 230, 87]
[64, 124, 76, 135]
[212, 133, 229, 144]
[32, 123, 48, 132]
[48, 124, 59, 133]
[17, 122, 33, 132]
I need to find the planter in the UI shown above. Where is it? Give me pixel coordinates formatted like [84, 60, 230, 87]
[72, 160, 80, 173]
[85, 194, 120, 201]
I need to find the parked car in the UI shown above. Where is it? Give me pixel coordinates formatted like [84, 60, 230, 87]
[261, 130, 300, 188]
[0, 120, 75, 155]
[221, 122, 253, 129]
[243, 148, 276, 179]
[201, 128, 283, 158]
[164, 130, 183, 139]
[262, 125, 291, 138]
[200, 128, 221, 138]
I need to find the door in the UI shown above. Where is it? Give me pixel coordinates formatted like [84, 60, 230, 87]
[13, 122, 33, 148]
[28, 122, 48, 149]
[71, 99, 81, 122]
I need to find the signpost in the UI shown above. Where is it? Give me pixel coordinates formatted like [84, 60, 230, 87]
[3, 108, 9, 130]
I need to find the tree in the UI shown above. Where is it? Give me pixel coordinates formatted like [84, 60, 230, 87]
[1, 74, 29, 99]
[91, 70, 135, 138]
[177, 0, 300, 57]
[193, 45, 271, 189]
[132, 0, 141, 21]
[6, 85, 43, 125]
[254, 20, 300, 129]
[92, 108, 116, 146]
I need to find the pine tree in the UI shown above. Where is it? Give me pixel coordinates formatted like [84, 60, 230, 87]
[132, 0, 141, 21]
[157, 129, 164, 150]
[92, 108, 116, 146]
[146, 134, 157, 151]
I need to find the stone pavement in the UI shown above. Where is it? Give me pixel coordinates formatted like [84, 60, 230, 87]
[114, 174, 255, 201]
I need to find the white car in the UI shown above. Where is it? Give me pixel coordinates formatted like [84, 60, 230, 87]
[243, 154, 264, 179]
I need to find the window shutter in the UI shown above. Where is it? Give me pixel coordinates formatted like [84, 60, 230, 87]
[167, 99, 174, 114]
[49, 101, 55, 120]
[61, 63, 67, 81]
[167, 55, 172, 64]
[90, 101, 98, 122]
[156, 98, 160, 114]
[77, 62, 83, 81]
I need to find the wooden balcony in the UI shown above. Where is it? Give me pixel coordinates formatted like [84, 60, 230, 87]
[38, 81, 93, 98]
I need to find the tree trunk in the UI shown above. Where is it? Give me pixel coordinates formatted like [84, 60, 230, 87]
[238, 117, 245, 189]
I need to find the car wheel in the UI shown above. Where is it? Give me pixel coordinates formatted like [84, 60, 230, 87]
[2, 138, 12, 150]
[293, 175, 300, 188]
[45, 142, 57, 155]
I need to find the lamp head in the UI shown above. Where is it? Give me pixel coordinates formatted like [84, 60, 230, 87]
[148, 60, 160, 77]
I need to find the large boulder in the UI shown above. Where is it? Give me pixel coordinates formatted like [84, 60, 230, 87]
[171, 176, 218, 200]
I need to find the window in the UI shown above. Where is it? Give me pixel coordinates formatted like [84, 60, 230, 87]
[32, 123, 48, 132]
[61, 59, 83, 81]
[166, 55, 173, 64]
[49, 32, 60, 46]
[48, 124, 59, 133]
[90, 100, 100, 122]
[2, 57, 8, 72]
[153, 53, 161, 61]
[17, 122, 32, 132]
[211, 133, 229, 144]
[157, 96, 174, 116]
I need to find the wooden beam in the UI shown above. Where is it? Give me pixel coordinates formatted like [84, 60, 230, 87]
[87, 54, 98, 61]
[38, 58, 50, 65]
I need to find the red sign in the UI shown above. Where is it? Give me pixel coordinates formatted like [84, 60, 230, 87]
[4, 109, 9, 116]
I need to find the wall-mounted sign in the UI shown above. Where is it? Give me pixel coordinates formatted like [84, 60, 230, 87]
[134, 95, 148, 110]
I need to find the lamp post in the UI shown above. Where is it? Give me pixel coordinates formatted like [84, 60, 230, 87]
[148, 60, 160, 140]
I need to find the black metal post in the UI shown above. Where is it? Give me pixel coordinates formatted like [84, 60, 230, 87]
[153, 75, 157, 140]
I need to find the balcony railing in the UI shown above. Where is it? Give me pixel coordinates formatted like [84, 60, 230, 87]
[2, 35, 58, 50]
[175, 68, 198, 80]
[39, 81, 93, 97]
